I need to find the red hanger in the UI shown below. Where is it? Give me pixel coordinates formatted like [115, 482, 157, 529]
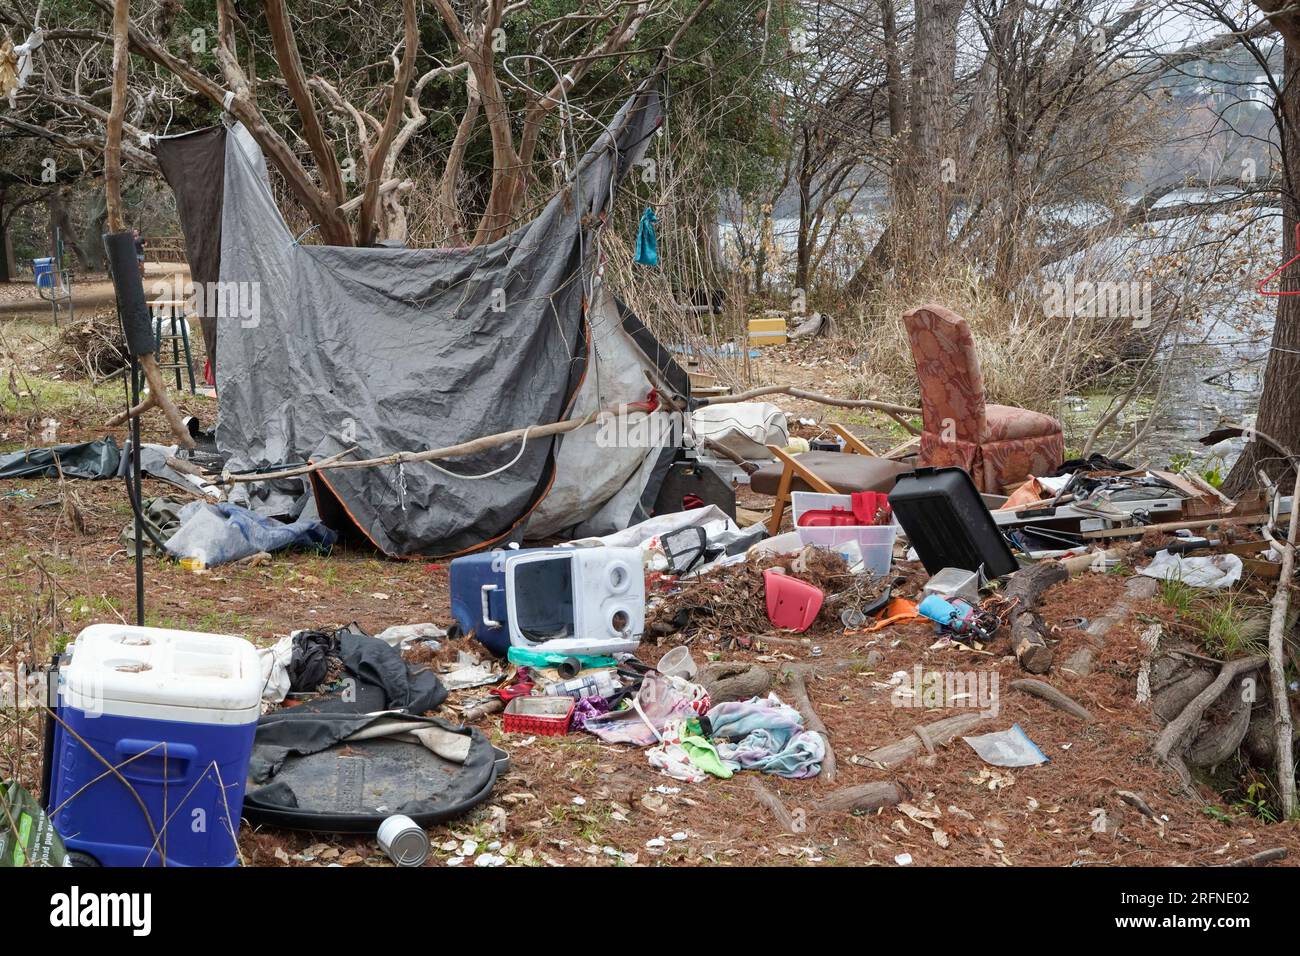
[1257, 223, 1300, 296]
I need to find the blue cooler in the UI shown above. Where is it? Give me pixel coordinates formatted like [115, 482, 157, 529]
[50, 624, 262, 867]
[449, 547, 644, 658]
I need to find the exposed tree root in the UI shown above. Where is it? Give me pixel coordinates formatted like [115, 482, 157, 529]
[1153, 655, 1266, 792]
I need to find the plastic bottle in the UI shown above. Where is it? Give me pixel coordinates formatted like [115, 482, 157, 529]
[542, 670, 620, 700]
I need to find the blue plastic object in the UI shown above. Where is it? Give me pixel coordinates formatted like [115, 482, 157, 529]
[451, 550, 515, 656]
[918, 593, 976, 630]
[32, 257, 54, 289]
[50, 625, 261, 867]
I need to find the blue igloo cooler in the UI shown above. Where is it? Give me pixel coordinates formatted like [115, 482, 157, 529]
[49, 624, 262, 867]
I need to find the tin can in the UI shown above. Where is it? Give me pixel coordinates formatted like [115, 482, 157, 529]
[377, 814, 430, 867]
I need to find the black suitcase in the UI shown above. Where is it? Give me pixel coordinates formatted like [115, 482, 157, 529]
[888, 467, 1019, 578]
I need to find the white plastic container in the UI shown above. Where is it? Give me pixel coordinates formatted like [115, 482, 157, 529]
[790, 491, 898, 577]
[657, 646, 698, 680]
[503, 547, 645, 656]
[62, 622, 262, 724]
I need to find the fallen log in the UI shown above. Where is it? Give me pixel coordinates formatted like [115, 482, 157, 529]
[749, 778, 904, 833]
[1003, 560, 1068, 673]
[813, 781, 903, 814]
[1009, 678, 1093, 722]
[697, 661, 773, 703]
[859, 712, 988, 770]
[1061, 576, 1158, 679]
[748, 778, 799, 832]
[695, 384, 921, 425]
[1225, 847, 1288, 867]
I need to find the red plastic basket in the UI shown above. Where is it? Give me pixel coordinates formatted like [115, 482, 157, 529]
[502, 696, 575, 736]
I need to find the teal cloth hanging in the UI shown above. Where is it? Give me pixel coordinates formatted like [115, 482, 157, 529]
[634, 207, 659, 266]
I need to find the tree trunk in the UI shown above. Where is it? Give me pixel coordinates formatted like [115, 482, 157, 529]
[0, 195, 13, 284]
[892, 0, 964, 279]
[1225, 39, 1300, 494]
[795, 128, 813, 294]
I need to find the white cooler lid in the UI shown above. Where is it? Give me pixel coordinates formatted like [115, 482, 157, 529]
[63, 623, 262, 719]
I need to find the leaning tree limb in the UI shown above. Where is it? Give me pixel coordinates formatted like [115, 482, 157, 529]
[98, 0, 194, 451]
[1263, 461, 1300, 818]
[695, 385, 922, 425]
[104, 354, 196, 449]
[176, 396, 662, 486]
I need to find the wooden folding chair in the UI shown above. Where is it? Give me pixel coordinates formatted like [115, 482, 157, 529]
[756, 424, 915, 535]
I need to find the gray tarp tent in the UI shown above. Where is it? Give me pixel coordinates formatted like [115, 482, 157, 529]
[158, 87, 687, 557]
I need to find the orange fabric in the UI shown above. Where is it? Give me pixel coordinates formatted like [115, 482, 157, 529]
[1001, 477, 1048, 510]
[903, 304, 1064, 493]
[845, 596, 919, 634]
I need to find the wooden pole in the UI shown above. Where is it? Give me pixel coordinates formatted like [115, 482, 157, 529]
[101, 0, 194, 450]
[104, 0, 129, 233]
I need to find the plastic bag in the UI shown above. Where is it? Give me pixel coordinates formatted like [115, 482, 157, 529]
[0, 780, 69, 867]
[962, 724, 1049, 767]
[1138, 550, 1243, 590]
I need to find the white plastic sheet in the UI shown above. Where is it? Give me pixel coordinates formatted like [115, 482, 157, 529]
[1137, 550, 1243, 589]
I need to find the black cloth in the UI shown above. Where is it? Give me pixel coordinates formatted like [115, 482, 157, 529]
[1052, 453, 1135, 476]
[287, 629, 338, 693]
[243, 712, 497, 832]
[155, 126, 226, 371]
[288, 624, 446, 716]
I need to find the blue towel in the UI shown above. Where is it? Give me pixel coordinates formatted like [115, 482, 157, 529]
[634, 207, 659, 266]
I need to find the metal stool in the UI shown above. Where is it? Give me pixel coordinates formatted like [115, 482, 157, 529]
[149, 299, 197, 394]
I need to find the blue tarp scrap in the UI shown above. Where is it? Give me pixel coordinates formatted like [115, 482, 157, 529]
[165, 501, 336, 567]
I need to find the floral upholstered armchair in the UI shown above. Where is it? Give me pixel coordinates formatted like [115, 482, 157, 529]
[902, 304, 1064, 494]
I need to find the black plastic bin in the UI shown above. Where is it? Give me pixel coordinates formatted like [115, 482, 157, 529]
[888, 466, 1019, 578]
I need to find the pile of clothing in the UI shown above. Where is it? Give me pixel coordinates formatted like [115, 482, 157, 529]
[570, 670, 824, 782]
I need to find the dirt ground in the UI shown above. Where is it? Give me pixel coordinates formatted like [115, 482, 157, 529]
[2, 291, 1298, 868]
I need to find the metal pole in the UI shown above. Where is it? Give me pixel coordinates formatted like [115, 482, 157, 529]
[130, 355, 145, 626]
